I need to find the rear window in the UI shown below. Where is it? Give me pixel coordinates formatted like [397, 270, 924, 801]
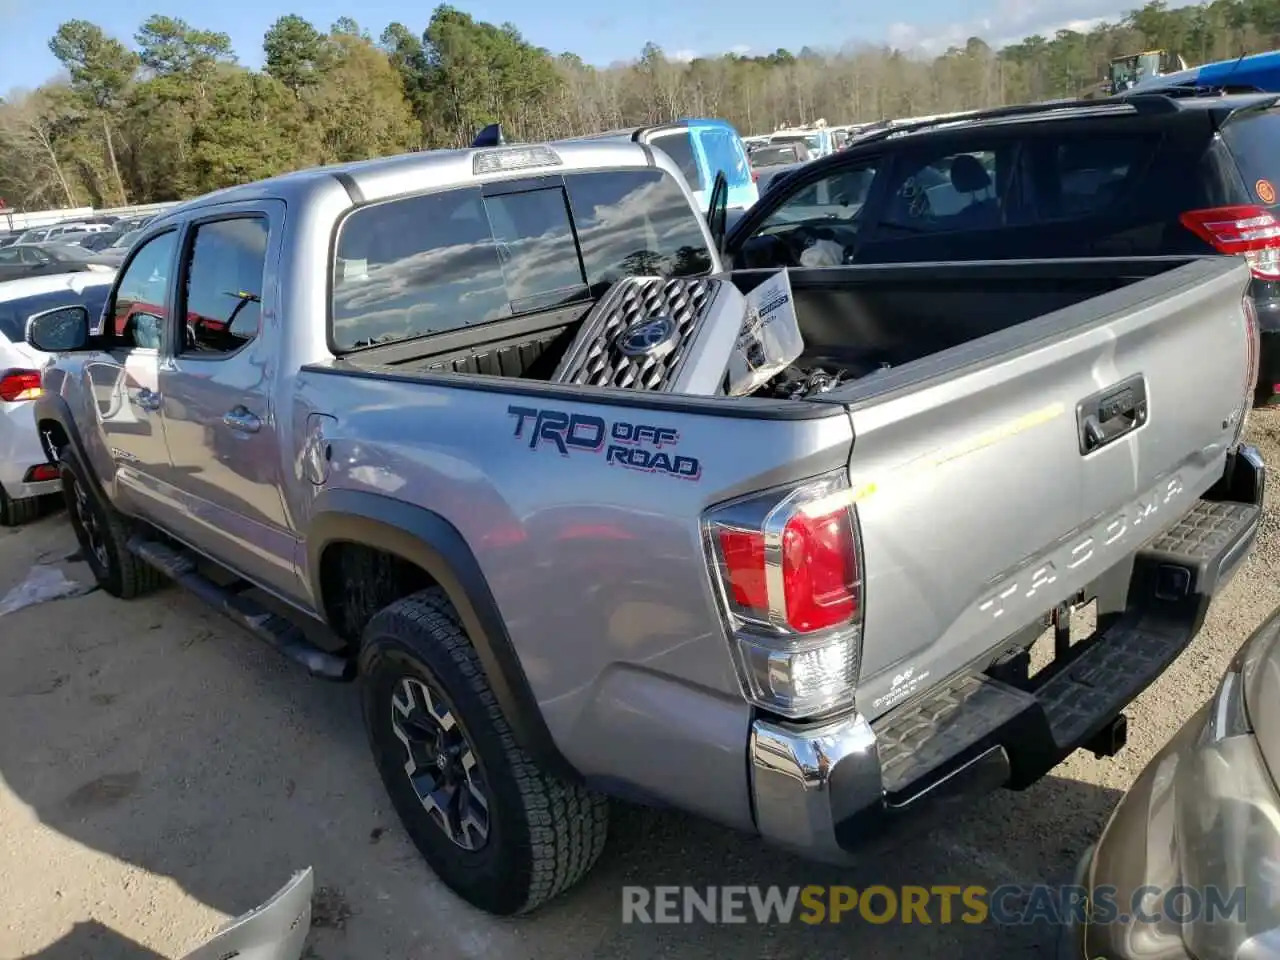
[1222, 109, 1280, 206]
[752, 144, 804, 166]
[331, 168, 713, 352]
[0, 285, 110, 342]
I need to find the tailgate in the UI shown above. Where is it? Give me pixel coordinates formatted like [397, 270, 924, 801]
[842, 257, 1252, 718]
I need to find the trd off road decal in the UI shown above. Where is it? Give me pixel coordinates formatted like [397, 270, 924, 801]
[507, 405, 702, 481]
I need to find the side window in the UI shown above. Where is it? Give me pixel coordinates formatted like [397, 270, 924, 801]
[879, 148, 1009, 234]
[20, 247, 48, 264]
[0, 248, 20, 264]
[112, 230, 177, 349]
[180, 218, 269, 356]
[1026, 137, 1158, 222]
[762, 162, 879, 228]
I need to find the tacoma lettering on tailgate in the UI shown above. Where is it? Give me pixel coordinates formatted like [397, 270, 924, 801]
[507, 405, 702, 481]
[978, 472, 1186, 620]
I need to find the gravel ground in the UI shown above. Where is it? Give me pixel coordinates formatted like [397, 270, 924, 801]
[2, 417, 1280, 960]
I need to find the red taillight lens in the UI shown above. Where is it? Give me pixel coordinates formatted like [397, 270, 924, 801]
[712, 485, 861, 633]
[1181, 205, 1280, 279]
[751, 170, 759, 182]
[23, 463, 58, 482]
[718, 528, 768, 610]
[716, 509, 858, 633]
[0, 369, 41, 402]
[782, 510, 858, 631]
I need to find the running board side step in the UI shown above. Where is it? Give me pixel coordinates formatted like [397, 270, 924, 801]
[127, 537, 356, 682]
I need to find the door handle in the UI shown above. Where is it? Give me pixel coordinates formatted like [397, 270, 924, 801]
[223, 406, 261, 434]
[134, 388, 162, 411]
[1077, 374, 1148, 454]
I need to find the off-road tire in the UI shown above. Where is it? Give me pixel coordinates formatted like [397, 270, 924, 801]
[0, 487, 40, 527]
[359, 587, 609, 916]
[59, 448, 164, 599]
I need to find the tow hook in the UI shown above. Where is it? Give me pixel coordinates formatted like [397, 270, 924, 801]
[1085, 713, 1129, 758]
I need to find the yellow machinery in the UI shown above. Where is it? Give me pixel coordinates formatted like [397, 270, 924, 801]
[1106, 50, 1189, 94]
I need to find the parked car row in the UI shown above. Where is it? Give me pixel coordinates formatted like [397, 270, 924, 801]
[2, 92, 1278, 960]
[0, 211, 157, 251]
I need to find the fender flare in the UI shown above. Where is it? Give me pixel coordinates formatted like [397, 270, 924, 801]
[32, 393, 110, 501]
[306, 489, 578, 781]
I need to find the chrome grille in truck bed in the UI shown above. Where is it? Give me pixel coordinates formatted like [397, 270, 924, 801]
[551, 276, 745, 395]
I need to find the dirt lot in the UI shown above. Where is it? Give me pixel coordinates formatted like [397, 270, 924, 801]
[3, 418, 1280, 960]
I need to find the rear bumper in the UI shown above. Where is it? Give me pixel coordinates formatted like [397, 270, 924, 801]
[748, 445, 1265, 861]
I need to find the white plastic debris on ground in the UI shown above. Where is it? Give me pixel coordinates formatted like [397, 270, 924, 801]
[0, 564, 94, 617]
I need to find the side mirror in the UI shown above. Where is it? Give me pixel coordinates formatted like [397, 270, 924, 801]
[706, 170, 729, 259]
[26, 304, 90, 353]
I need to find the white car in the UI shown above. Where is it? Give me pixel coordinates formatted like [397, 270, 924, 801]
[0, 271, 115, 524]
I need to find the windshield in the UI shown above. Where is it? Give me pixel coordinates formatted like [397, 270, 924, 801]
[110, 230, 141, 249]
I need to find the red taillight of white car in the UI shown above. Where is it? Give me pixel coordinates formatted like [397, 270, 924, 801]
[702, 470, 863, 719]
[0, 369, 41, 402]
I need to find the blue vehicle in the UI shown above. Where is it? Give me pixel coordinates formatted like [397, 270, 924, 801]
[577, 119, 760, 212]
[1130, 49, 1280, 94]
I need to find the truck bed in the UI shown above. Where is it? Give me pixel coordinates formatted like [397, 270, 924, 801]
[335, 257, 1204, 399]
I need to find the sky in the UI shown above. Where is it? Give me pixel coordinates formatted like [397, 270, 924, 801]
[0, 0, 1140, 95]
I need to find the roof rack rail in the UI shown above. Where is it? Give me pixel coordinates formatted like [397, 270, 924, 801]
[848, 94, 1181, 146]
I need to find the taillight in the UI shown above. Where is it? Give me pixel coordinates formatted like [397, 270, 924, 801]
[1240, 294, 1260, 436]
[704, 471, 863, 719]
[1180, 205, 1280, 279]
[23, 463, 58, 483]
[751, 170, 759, 182]
[0, 369, 41, 402]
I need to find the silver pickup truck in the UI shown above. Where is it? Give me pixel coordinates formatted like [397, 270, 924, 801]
[24, 138, 1266, 916]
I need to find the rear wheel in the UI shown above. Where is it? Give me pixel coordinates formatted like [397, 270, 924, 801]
[0, 487, 40, 527]
[359, 588, 608, 915]
[59, 450, 163, 599]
